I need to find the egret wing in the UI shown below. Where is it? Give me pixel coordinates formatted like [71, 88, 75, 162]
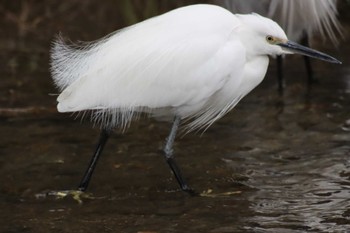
[54, 5, 245, 123]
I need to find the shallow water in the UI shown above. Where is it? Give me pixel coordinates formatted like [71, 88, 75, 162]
[1, 1, 350, 233]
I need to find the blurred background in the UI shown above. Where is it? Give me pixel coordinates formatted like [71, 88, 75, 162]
[1, 1, 350, 233]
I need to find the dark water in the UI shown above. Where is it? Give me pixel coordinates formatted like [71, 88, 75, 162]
[1, 1, 350, 233]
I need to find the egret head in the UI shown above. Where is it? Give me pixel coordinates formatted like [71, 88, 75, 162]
[236, 13, 288, 56]
[237, 13, 341, 64]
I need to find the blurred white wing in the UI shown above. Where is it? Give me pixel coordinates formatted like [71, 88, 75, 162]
[218, 0, 342, 44]
[268, 0, 342, 43]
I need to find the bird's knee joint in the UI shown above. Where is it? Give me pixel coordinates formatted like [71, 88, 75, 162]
[163, 148, 173, 158]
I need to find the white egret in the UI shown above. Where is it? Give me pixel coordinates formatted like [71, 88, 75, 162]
[50, 4, 340, 195]
[217, 0, 343, 93]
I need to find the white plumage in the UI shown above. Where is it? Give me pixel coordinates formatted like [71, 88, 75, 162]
[50, 4, 339, 132]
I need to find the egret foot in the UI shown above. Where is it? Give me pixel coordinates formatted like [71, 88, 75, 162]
[46, 190, 94, 204]
[199, 189, 241, 198]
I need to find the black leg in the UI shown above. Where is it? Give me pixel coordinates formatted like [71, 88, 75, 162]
[163, 116, 197, 196]
[78, 129, 111, 191]
[276, 55, 284, 95]
[304, 55, 314, 92]
[300, 31, 315, 90]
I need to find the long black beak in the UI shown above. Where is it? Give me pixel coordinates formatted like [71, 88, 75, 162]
[279, 40, 341, 64]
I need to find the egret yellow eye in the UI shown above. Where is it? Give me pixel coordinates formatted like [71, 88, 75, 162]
[266, 35, 275, 43]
